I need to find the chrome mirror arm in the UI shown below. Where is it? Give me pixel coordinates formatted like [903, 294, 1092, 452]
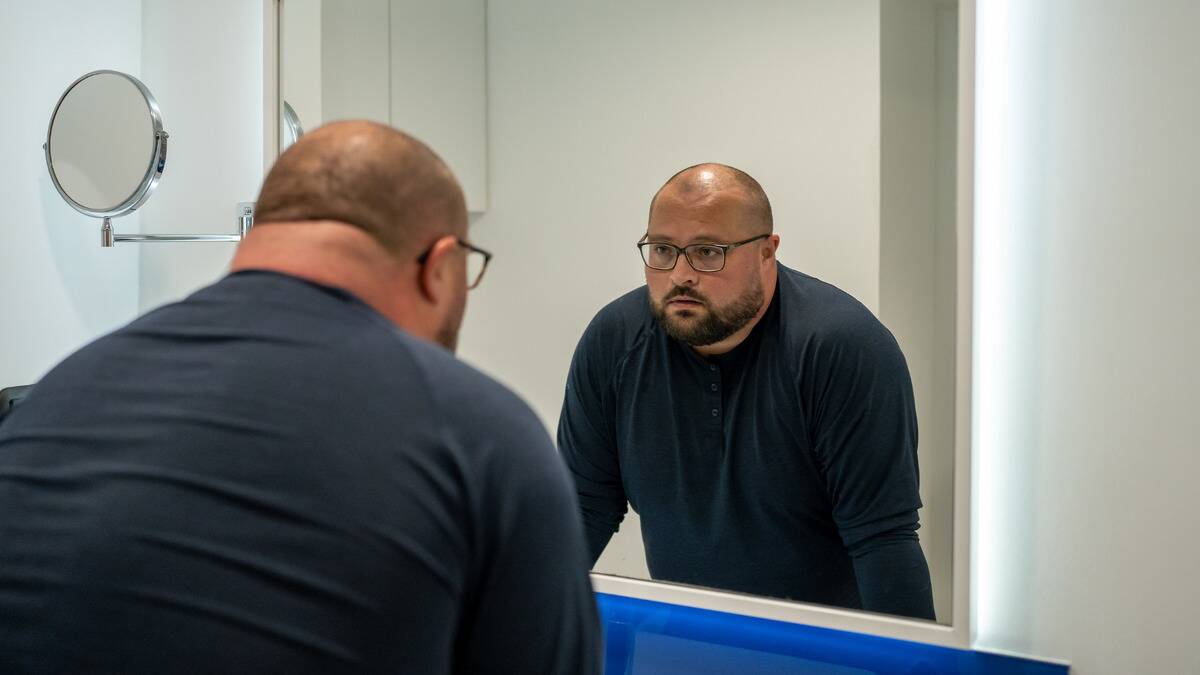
[99, 203, 254, 248]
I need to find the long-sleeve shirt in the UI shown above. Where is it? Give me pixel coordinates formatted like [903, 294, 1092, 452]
[558, 262, 935, 620]
[0, 270, 601, 674]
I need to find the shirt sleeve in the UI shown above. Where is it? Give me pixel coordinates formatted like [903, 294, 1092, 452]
[847, 523, 936, 620]
[557, 317, 628, 565]
[457, 402, 603, 675]
[803, 314, 935, 619]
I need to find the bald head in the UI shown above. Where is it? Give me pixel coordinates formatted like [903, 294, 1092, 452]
[254, 120, 467, 260]
[649, 163, 773, 235]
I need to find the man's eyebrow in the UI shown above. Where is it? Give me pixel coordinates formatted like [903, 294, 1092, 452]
[644, 232, 722, 245]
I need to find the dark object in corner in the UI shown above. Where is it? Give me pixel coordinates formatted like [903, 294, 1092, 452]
[0, 385, 32, 423]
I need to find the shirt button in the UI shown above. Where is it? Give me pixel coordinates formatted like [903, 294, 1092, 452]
[711, 408, 719, 417]
[709, 365, 717, 372]
[710, 383, 718, 392]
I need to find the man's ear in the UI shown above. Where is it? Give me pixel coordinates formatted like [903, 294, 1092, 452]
[762, 234, 781, 262]
[418, 235, 460, 303]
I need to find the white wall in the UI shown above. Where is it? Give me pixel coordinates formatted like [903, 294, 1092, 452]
[0, 0, 142, 387]
[319, 0, 390, 125]
[280, 0, 323, 137]
[460, 0, 881, 580]
[974, 0, 1200, 671]
[0, 2, 263, 364]
[388, 0, 488, 212]
[137, 0, 264, 312]
[306, 0, 489, 211]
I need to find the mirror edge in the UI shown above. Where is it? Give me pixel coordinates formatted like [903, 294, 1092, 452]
[954, 0, 976, 652]
[591, 574, 963, 648]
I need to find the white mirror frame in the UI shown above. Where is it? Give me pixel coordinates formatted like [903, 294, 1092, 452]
[262, 0, 976, 650]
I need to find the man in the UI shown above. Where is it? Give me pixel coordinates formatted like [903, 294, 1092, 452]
[0, 121, 600, 673]
[559, 163, 935, 620]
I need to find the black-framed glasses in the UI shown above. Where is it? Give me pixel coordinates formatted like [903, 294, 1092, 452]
[637, 233, 770, 272]
[418, 237, 493, 290]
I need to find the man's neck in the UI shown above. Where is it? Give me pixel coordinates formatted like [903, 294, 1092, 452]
[230, 220, 414, 329]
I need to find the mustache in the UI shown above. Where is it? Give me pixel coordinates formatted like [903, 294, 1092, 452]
[662, 286, 708, 304]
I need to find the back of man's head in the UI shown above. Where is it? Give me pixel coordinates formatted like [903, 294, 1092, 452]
[253, 120, 467, 260]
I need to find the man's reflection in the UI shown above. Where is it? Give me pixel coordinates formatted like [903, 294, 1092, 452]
[558, 163, 935, 620]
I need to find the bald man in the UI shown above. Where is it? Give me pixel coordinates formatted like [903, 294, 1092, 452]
[0, 122, 600, 674]
[559, 163, 935, 620]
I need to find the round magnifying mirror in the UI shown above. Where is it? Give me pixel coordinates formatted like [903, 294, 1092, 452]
[44, 70, 167, 219]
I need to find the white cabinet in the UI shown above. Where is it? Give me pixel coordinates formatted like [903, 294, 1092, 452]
[283, 0, 488, 211]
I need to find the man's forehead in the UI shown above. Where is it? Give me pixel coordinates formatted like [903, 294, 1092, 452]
[648, 195, 755, 241]
[645, 223, 726, 244]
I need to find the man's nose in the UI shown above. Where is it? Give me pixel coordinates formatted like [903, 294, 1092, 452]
[669, 255, 699, 287]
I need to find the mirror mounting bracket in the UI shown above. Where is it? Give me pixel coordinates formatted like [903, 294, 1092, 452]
[99, 202, 255, 248]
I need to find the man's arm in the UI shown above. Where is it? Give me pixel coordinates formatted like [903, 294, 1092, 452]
[806, 317, 936, 620]
[847, 523, 935, 619]
[557, 320, 628, 564]
[457, 405, 602, 675]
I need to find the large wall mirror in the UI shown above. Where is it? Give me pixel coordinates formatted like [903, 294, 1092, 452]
[270, 0, 973, 645]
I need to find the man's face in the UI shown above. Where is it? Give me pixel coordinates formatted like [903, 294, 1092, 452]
[645, 192, 768, 346]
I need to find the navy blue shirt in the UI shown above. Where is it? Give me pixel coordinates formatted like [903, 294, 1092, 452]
[0, 271, 600, 674]
[559, 263, 934, 619]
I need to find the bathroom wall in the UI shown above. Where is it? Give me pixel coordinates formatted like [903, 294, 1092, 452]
[0, 0, 142, 388]
[136, 0, 264, 312]
[0, 0, 264, 368]
[973, 0, 1200, 672]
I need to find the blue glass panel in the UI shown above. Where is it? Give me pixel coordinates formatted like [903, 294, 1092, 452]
[597, 593, 1068, 675]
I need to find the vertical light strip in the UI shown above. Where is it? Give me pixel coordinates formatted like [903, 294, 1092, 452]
[972, 0, 1016, 649]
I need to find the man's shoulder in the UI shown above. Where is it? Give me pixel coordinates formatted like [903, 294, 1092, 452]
[403, 333, 558, 456]
[594, 285, 652, 329]
[30, 272, 546, 452]
[586, 286, 653, 345]
[776, 264, 897, 349]
[403, 332, 535, 418]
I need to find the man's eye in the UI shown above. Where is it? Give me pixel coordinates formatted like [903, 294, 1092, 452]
[653, 245, 673, 255]
[695, 246, 720, 258]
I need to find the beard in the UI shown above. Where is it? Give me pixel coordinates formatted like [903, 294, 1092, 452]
[649, 277, 764, 347]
